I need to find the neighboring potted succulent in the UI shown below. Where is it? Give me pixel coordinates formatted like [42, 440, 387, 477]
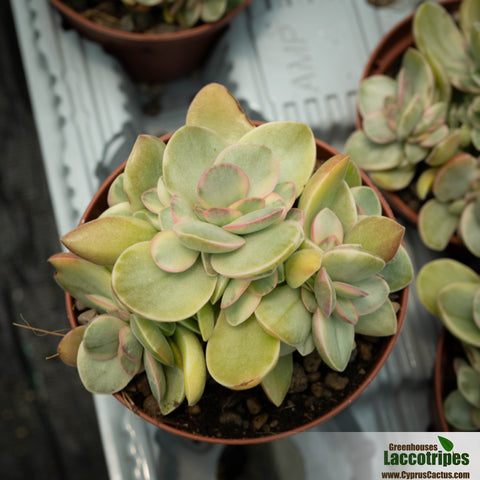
[49, 0, 252, 81]
[417, 258, 480, 431]
[345, 0, 480, 257]
[49, 83, 413, 443]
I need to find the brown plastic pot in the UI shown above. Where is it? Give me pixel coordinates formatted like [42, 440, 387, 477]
[357, 0, 461, 229]
[48, 0, 252, 82]
[65, 125, 409, 444]
[432, 330, 451, 432]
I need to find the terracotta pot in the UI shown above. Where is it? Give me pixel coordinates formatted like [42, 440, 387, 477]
[432, 330, 451, 432]
[357, 0, 461, 230]
[65, 125, 409, 444]
[48, 0, 252, 82]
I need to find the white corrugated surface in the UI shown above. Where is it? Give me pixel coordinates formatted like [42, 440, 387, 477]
[11, 1, 443, 478]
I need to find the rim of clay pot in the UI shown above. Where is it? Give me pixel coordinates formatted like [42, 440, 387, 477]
[357, 0, 462, 243]
[65, 124, 409, 444]
[433, 329, 450, 432]
[49, 0, 252, 44]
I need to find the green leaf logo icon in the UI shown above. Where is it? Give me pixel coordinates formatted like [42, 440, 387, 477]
[438, 436, 454, 452]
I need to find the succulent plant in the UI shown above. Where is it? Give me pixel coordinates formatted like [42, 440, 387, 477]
[417, 258, 480, 430]
[121, 0, 244, 28]
[49, 83, 412, 416]
[416, 151, 480, 255]
[345, 47, 456, 192]
[414, 0, 480, 96]
[444, 348, 480, 431]
[289, 154, 414, 372]
[413, 0, 480, 153]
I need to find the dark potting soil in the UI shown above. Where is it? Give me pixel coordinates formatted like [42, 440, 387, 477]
[72, 292, 401, 440]
[61, 0, 196, 33]
[122, 333, 385, 440]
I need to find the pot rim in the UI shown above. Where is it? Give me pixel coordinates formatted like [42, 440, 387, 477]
[49, 0, 253, 43]
[66, 125, 409, 444]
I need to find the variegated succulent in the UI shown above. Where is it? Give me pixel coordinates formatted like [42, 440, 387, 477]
[414, 0, 480, 96]
[121, 0, 244, 28]
[49, 83, 412, 416]
[286, 154, 413, 372]
[345, 47, 457, 192]
[445, 349, 480, 431]
[417, 258, 480, 430]
[414, 0, 480, 152]
[416, 151, 480, 256]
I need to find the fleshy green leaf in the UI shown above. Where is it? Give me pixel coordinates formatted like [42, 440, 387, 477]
[196, 302, 215, 341]
[144, 350, 167, 407]
[223, 289, 261, 326]
[284, 248, 323, 289]
[198, 163, 250, 208]
[48, 253, 114, 310]
[433, 153, 477, 202]
[343, 216, 404, 263]
[321, 246, 385, 283]
[354, 299, 397, 336]
[163, 125, 228, 206]
[77, 342, 134, 394]
[185, 83, 254, 144]
[223, 207, 284, 235]
[438, 282, 480, 347]
[379, 245, 414, 293]
[418, 199, 459, 251]
[312, 308, 355, 372]
[61, 216, 157, 267]
[457, 363, 480, 408]
[112, 242, 216, 322]
[159, 364, 185, 415]
[255, 285, 312, 346]
[357, 75, 397, 117]
[459, 202, 480, 257]
[211, 221, 304, 278]
[239, 121, 316, 196]
[444, 390, 479, 430]
[130, 314, 175, 366]
[123, 135, 165, 212]
[173, 324, 206, 405]
[206, 312, 280, 389]
[351, 186, 382, 216]
[107, 173, 128, 207]
[151, 230, 199, 272]
[174, 220, 245, 253]
[417, 258, 480, 315]
[345, 130, 404, 172]
[261, 354, 293, 407]
[214, 143, 280, 198]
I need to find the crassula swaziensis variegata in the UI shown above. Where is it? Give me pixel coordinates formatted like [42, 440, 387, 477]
[417, 258, 480, 430]
[345, 0, 480, 258]
[49, 83, 413, 414]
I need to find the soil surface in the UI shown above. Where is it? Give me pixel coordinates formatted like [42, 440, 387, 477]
[72, 293, 400, 440]
[123, 333, 385, 440]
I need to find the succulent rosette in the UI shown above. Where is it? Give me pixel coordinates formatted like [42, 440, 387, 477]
[414, 0, 480, 96]
[286, 154, 413, 372]
[49, 83, 412, 415]
[345, 47, 456, 192]
[417, 259, 480, 430]
[416, 151, 480, 255]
